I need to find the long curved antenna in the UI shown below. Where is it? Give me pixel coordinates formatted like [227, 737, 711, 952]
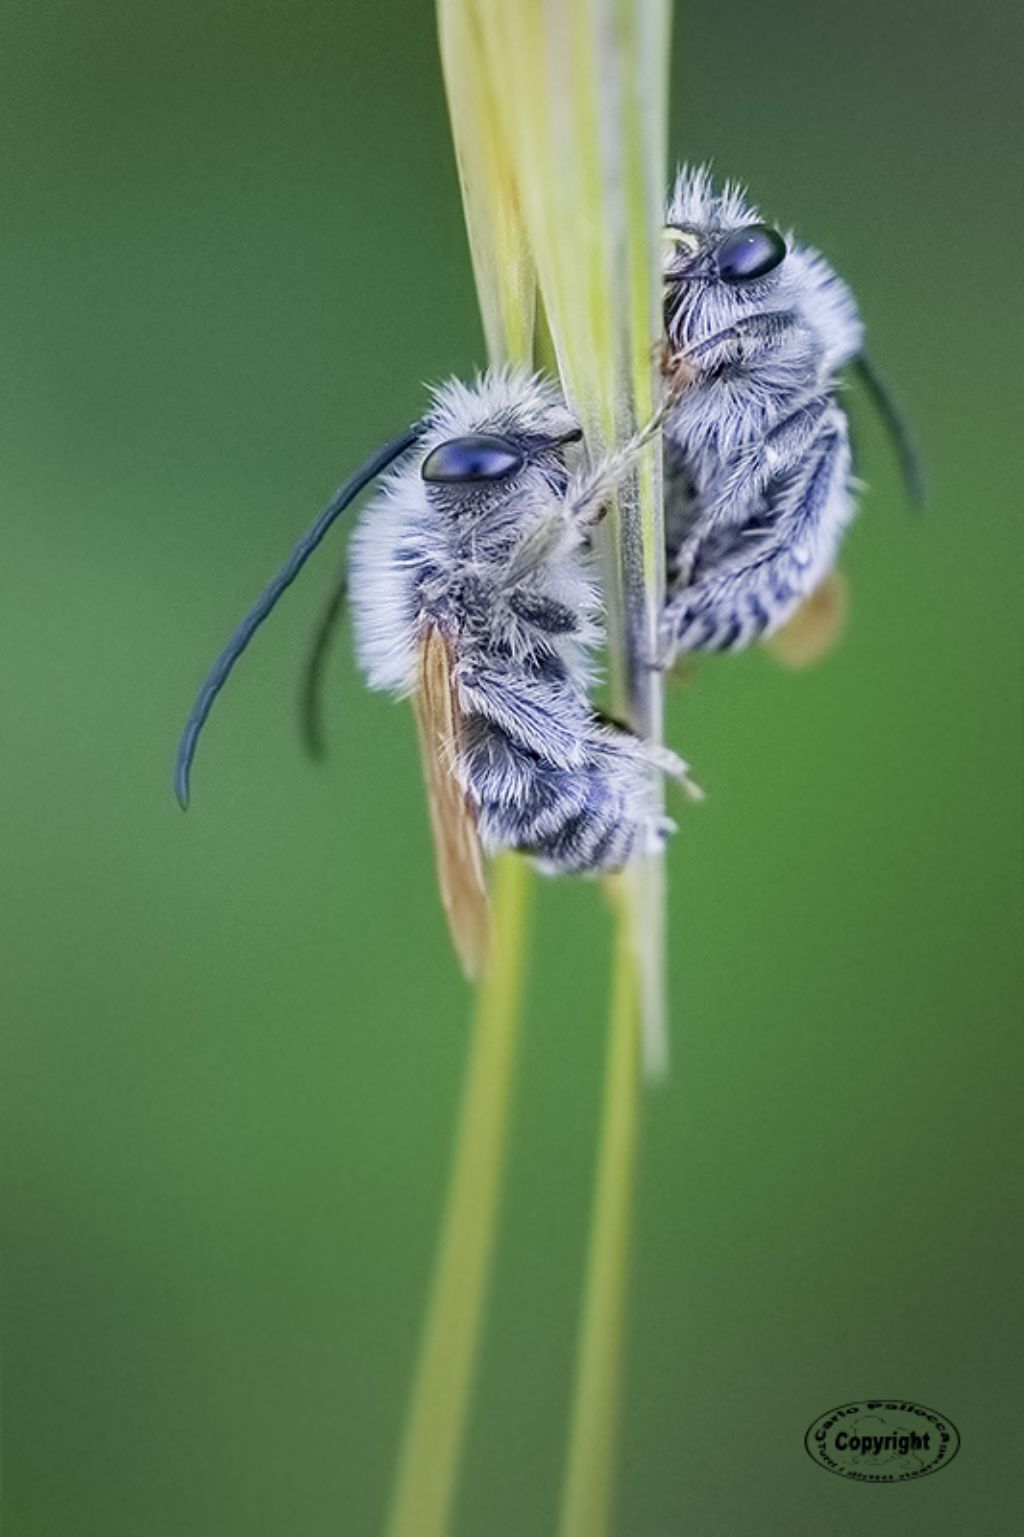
[851, 353, 925, 507]
[174, 424, 423, 808]
[300, 569, 347, 761]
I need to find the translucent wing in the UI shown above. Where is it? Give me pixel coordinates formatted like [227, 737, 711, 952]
[762, 569, 849, 669]
[412, 625, 490, 979]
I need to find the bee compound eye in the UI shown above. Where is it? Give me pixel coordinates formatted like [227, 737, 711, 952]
[716, 224, 787, 284]
[420, 434, 526, 484]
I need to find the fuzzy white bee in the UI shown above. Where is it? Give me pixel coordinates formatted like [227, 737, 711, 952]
[661, 168, 922, 671]
[349, 371, 696, 970]
[658, 167, 868, 657]
[175, 370, 690, 976]
[300, 172, 917, 709]
[174, 169, 916, 973]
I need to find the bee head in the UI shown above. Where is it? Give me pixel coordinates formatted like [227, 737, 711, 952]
[663, 221, 787, 290]
[420, 423, 583, 512]
[420, 434, 526, 485]
[419, 371, 584, 516]
[662, 170, 793, 358]
[661, 171, 798, 367]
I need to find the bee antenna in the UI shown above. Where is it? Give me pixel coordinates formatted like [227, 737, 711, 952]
[300, 570, 347, 761]
[851, 352, 926, 508]
[174, 424, 424, 809]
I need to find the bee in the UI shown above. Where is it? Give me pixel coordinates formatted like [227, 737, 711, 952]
[174, 370, 692, 977]
[301, 172, 920, 729]
[660, 165, 921, 660]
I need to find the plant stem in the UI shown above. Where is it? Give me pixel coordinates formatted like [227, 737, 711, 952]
[557, 881, 641, 1537]
[384, 852, 531, 1537]
[384, 14, 538, 1534]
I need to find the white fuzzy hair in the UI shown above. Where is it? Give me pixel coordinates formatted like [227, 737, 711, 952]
[347, 371, 675, 875]
[666, 164, 862, 374]
[349, 370, 596, 699]
[666, 163, 761, 230]
[660, 166, 865, 655]
[419, 367, 579, 450]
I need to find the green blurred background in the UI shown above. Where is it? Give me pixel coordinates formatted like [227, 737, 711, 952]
[2, 2, 1021, 1533]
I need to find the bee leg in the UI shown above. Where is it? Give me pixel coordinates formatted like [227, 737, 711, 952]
[511, 411, 671, 584]
[673, 308, 806, 371]
[660, 417, 851, 659]
[762, 396, 832, 470]
[691, 396, 834, 551]
[506, 513, 580, 579]
[592, 710, 703, 801]
[508, 590, 580, 633]
[670, 396, 832, 569]
[641, 741, 705, 801]
[458, 667, 591, 771]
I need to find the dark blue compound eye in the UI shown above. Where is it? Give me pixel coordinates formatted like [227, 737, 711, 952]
[421, 434, 525, 484]
[716, 224, 787, 284]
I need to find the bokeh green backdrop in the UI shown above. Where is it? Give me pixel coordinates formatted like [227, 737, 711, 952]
[2, 2, 1021, 1533]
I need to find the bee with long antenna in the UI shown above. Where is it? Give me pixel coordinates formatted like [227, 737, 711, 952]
[174, 370, 692, 976]
[660, 166, 921, 659]
[176, 172, 919, 970]
[300, 171, 920, 741]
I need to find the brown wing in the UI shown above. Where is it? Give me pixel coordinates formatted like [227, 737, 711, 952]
[761, 569, 849, 669]
[412, 625, 490, 980]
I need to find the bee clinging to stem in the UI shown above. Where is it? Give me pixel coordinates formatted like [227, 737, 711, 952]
[174, 168, 920, 974]
[174, 371, 694, 977]
[301, 169, 921, 738]
[659, 166, 921, 659]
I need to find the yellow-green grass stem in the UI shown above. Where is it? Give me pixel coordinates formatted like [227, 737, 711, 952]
[384, 852, 532, 1537]
[470, 0, 673, 1075]
[392, 6, 673, 1534]
[558, 881, 642, 1537]
[383, 12, 539, 1536]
